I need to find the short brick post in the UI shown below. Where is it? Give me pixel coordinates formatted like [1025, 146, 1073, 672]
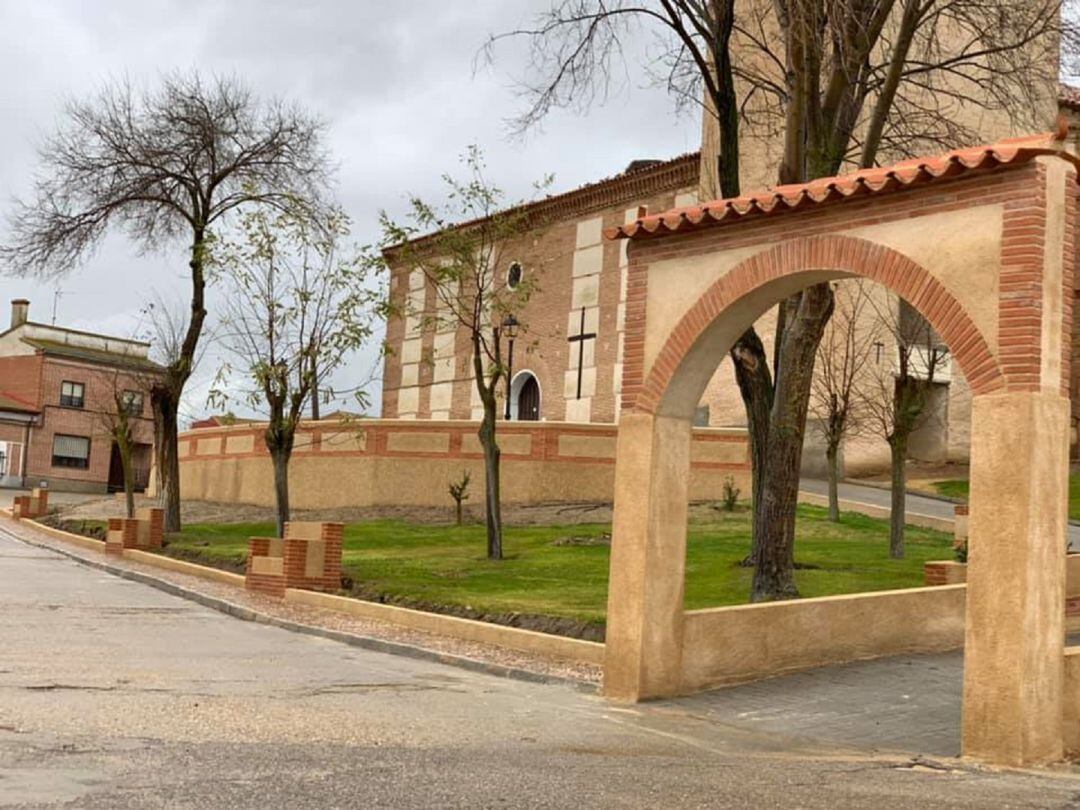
[322, 522, 344, 591]
[138, 507, 164, 549]
[106, 518, 127, 556]
[246, 538, 272, 576]
[282, 538, 309, 587]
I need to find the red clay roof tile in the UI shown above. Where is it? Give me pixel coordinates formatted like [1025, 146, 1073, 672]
[605, 132, 1080, 241]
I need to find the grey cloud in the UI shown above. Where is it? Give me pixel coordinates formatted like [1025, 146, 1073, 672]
[0, 1, 698, 422]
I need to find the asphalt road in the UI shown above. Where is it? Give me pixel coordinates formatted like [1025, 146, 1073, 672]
[3, 530, 1080, 808]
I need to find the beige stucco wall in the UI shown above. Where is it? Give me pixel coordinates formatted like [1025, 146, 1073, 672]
[680, 584, 967, 693]
[642, 204, 1004, 387]
[179, 419, 751, 510]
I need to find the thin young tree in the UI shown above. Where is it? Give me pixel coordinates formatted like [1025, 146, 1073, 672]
[863, 297, 947, 559]
[209, 208, 380, 538]
[487, 0, 1064, 600]
[1, 71, 331, 533]
[378, 147, 543, 561]
[809, 280, 879, 522]
[92, 363, 162, 519]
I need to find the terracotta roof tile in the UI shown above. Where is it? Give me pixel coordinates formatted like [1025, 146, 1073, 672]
[0, 391, 38, 414]
[606, 132, 1080, 241]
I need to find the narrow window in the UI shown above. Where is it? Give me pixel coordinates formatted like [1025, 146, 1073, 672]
[121, 390, 144, 416]
[507, 261, 523, 290]
[52, 434, 91, 469]
[60, 381, 85, 409]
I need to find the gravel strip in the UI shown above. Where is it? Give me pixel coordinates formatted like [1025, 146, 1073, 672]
[1, 516, 601, 687]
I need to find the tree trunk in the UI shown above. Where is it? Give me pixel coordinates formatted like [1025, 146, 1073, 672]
[455, 499, 463, 527]
[826, 441, 840, 523]
[889, 435, 907, 559]
[731, 329, 773, 560]
[271, 447, 290, 539]
[478, 400, 503, 560]
[118, 432, 135, 519]
[152, 389, 182, 533]
[750, 285, 834, 602]
[155, 227, 209, 533]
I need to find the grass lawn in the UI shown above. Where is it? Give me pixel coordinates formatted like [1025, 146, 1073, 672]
[932, 475, 1080, 522]
[162, 505, 953, 628]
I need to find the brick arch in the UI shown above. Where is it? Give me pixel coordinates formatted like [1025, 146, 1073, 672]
[632, 234, 1004, 417]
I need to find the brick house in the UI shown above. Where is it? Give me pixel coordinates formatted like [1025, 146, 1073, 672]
[0, 299, 163, 493]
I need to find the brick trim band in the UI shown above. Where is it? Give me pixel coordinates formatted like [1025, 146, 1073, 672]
[629, 234, 1005, 416]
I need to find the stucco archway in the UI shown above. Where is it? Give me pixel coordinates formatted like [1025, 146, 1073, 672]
[602, 135, 1078, 768]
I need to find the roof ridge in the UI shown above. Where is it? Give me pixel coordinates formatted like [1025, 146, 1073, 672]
[608, 132, 1077, 241]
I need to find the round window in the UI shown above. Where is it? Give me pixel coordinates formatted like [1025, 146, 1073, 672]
[507, 261, 523, 290]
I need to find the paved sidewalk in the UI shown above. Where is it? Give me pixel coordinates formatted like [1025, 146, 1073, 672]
[5, 527, 1080, 807]
[0, 517, 601, 686]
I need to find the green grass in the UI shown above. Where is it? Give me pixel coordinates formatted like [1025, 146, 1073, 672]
[932, 474, 1080, 522]
[163, 505, 953, 627]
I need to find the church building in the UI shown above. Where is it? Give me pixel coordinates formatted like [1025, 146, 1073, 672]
[382, 83, 1080, 474]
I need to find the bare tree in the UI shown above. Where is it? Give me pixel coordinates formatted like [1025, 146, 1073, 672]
[487, 0, 1064, 600]
[379, 147, 544, 561]
[210, 208, 380, 538]
[1, 71, 331, 533]
[810, 280, 879, 522]
[863, 297, 947, 558]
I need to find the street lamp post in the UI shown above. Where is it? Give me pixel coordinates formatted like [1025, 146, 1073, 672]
[502, 314, 519, 420]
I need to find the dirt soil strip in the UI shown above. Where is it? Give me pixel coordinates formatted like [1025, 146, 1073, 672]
[0, 517, 601, 688]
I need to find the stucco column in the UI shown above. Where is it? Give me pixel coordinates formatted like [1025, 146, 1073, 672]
[962, 391, 1069, 765]
[603, 411, 692, 701]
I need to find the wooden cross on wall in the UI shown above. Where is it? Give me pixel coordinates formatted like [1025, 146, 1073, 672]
[567, 306, 597, 400]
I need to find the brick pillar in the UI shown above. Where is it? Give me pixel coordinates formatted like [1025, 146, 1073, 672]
[322, 522, 344, 590]
[106, 518, 125, 556]
[246, 538, 271, 575]
[282, 539, 308, 588]
[145, 508, 164, 549]
[33, 488, 48, 516]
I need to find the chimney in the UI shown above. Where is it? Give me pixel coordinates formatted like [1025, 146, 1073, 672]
[10, 299, 28, 329]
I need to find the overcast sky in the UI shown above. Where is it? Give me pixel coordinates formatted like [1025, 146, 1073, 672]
[0, 1, 699, 422]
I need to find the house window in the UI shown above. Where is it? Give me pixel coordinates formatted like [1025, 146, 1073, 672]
[52, 434, 91, 470]
[122, 390, 144, 416]
[507, 261, 523, 290]
[60, 381, 85, 409]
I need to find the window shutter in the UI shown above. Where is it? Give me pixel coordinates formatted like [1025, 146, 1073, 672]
[53, 435, 90, 460]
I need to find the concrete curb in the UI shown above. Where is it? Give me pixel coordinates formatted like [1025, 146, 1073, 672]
[0, 522, 597, 694]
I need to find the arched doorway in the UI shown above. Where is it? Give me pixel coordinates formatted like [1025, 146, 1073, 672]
[602, 135, 1077, 767]
[509, 371, 542, 421]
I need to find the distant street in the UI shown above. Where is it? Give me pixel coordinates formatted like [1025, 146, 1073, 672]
[3, 528, 1080, 808]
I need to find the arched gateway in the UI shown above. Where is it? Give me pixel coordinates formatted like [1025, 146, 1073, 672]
[602, 132, 1078, 767]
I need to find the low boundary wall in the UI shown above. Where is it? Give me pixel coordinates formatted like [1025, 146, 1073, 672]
[178, 419, 751, 509]
[680, 585, 967, 692]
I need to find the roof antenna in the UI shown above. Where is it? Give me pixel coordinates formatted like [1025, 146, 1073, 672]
[51, 290, 64, 325]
